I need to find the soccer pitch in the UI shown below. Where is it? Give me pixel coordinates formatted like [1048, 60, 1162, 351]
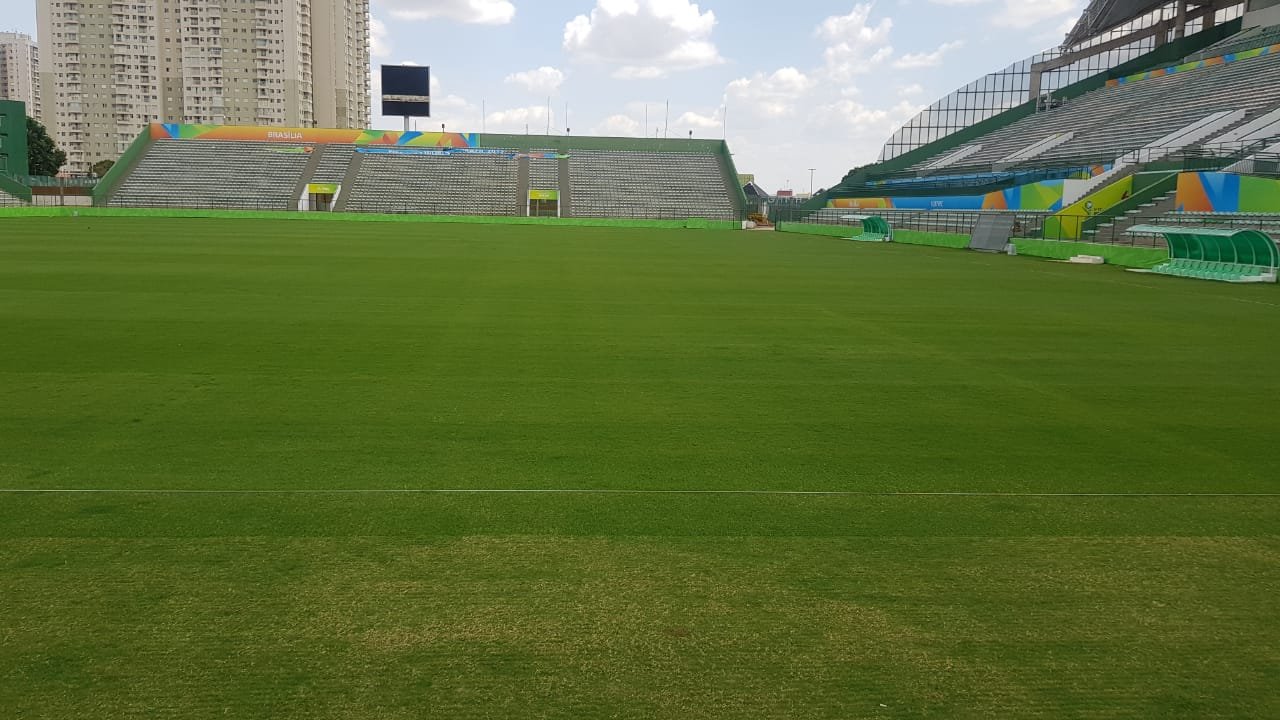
[1, 217, 1277, 718]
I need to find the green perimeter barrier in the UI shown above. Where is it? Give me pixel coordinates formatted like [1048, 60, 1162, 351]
[893, 230, 970, 249]
[776, 223, 968, 248]
[775, 222, 861, 239]
[1012, 238, 1167, 268]
[778, 223, 1167, 268]
[0, 206, 742, 230]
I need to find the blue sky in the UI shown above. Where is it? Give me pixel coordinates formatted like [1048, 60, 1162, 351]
[4, 0, 1086, 190]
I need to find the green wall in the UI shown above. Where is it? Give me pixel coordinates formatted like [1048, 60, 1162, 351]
[0, 206, 741, 230]
[0, 99, 30, 179]
[1013, 238, 1167, 268]
[775, 222, 856, 239]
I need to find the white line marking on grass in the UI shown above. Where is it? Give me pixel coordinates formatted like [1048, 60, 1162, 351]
[0, 489, 1277, 498]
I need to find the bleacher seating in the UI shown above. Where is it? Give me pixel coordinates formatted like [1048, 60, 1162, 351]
[310, 145, 355, 184]
[343, 152, 519, 216]
[111, 139, 310, 209]
[905, 51, 1280, 173]
[0, 188, 24, 206]
[108, 135, 742, 221]
[529, 153, 559, 191]
[1185, 24, 1280, 62]
[569, 150, 737, 220]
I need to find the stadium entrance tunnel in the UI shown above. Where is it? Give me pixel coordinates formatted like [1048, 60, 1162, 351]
[1127, 225, 1280, 283]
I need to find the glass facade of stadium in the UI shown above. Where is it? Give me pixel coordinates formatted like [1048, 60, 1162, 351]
[878, 1, 1248, 161]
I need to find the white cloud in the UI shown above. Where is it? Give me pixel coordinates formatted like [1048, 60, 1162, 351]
[898, 83, 924, 97]
[486, 105, 551, 133]
[816, 4, 894, 80]
[370, 16, 391, 58]
[377, 0, 516, 24]
[991, 0, 1080, 29]
[726, 67, 812, 119]
[593, 114, 643, 137]
[677, 110, 721, 130]
[810, 98, 924, 135]
[893, 40, 964, 69]
[564, 0, 723, 79]
[505, 66, 565, 94]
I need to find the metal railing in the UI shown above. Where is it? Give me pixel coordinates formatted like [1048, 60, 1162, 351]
[13, 175, 100, 188]
[772, 205, 1052, 237]
[773, 205, 1280, 249]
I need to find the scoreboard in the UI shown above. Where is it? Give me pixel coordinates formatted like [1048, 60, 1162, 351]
[381, 65, 431, 118]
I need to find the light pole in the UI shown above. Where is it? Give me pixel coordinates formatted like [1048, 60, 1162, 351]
[808, 168, 816, 196]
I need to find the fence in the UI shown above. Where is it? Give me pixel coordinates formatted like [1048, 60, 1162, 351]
[774, 204, 1280, 250]
[772, 205, 1052, 238]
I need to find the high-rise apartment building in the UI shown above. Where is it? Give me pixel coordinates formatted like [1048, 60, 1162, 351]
[0, 32, 41, 120]
[37, 0, 370, 173]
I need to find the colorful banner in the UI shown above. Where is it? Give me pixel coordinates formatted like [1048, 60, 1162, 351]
[1044, 176, 1135, 239]
[1108, 44, 1280, 87]
[1176, 171, 1280, 213]
[150, 123, 477, 148]
[529, 189, 560, 201]
[306, 183, 339, 195]
[828, 179, 1065, 212]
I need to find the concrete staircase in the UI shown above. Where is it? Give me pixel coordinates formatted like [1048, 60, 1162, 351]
[1065, 110, 1248, 205]
[1084, 191, 1179, 242]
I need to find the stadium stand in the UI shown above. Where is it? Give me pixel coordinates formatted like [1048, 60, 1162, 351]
[569, 151, 738, 221]
[1185, 23, 1280, 61]
[794, 2, 1280, 250]
[101, 129, 745, 222]
[529, 154, 559, 191]
[344, 152, 519, 216]
[110, 140, 310, 210]
[907, 52, 1280, 174]
[309, 146, 356, 185]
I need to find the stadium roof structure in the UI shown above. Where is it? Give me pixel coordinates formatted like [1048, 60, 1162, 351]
[1064, 0, 1170, 46]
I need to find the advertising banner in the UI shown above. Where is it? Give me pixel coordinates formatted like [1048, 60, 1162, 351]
[827, 179, 1065, 212]
[150, 124, 476, 148]
[1176, 171, 1280, 213]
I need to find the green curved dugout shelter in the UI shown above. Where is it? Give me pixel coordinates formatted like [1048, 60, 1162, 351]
[1127, 225, 1279, 283]
[839, 214, 893, 242]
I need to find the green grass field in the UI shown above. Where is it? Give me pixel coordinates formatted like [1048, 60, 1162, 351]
[1, 217, 1277, 718]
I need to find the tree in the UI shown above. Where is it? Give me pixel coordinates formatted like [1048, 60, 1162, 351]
[27, 117, 67, 177]
[91, 160, 116, 178]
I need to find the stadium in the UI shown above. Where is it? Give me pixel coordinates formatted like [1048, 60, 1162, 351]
[1, 0, 1278, 718]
